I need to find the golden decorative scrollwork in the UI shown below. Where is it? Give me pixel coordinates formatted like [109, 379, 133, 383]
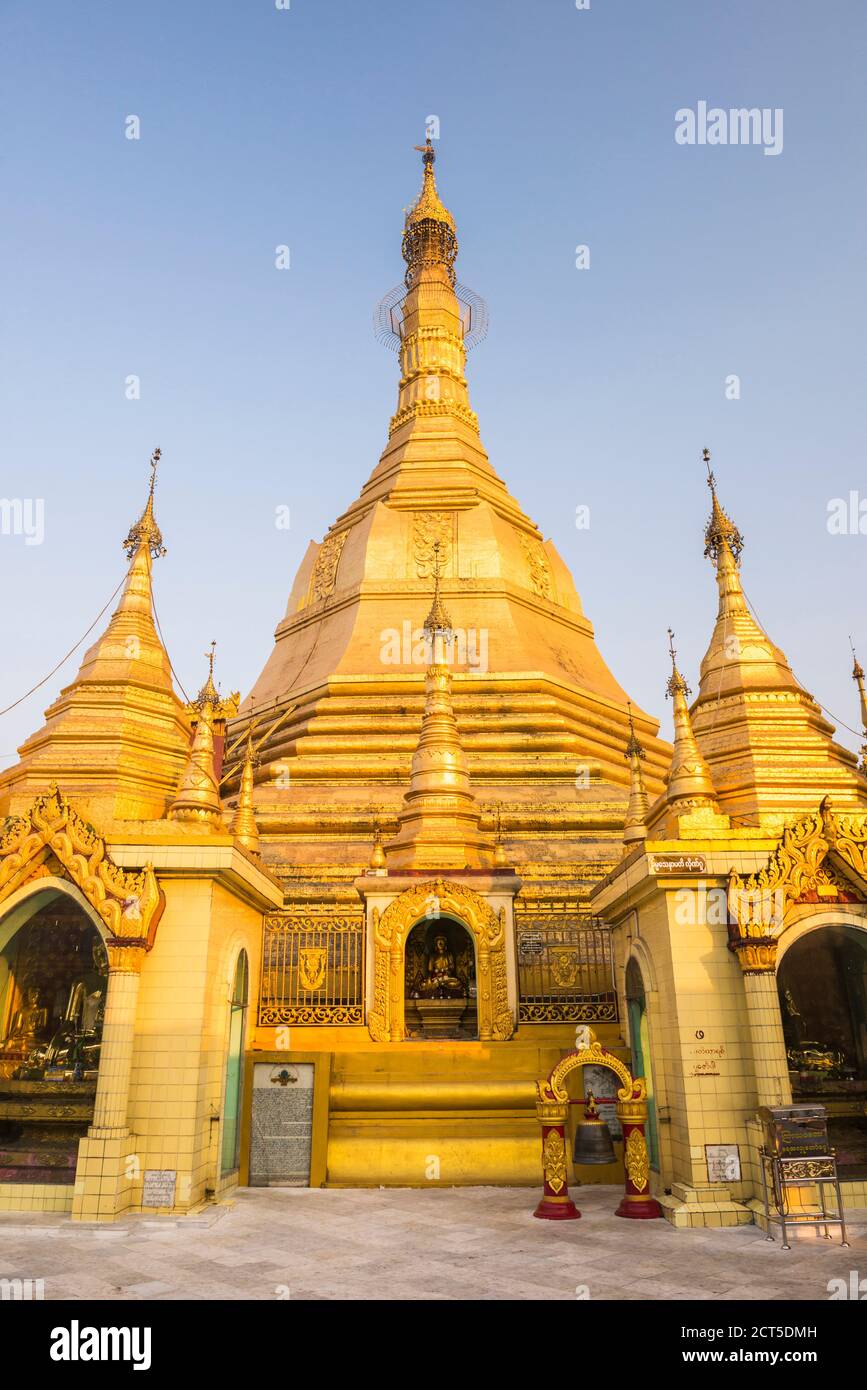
[412, 512, 453, 578]
[0, 786, 162, 945]
[727, 798, 867, 945]
[778, 1158, 836, 1180]
[542, 1129, 567, 1194]
[367, 879, 514, 1042]
[624, 1128, 650, 1193]
[542, 1036, 641, 1106]
[306, 529, 349, 604]
[517, 532, 553, 600]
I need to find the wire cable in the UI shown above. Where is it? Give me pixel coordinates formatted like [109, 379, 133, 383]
[0, 573, 127, 719]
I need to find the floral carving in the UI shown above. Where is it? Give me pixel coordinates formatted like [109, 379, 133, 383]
[0, 786, 163, 945]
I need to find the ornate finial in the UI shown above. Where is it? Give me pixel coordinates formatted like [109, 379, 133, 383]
[195, 640, 220, 710]
[123, 447, 167, 560]
[703, 449, 744, 565]
[851, 636, 865, 685]
[666, 628, 691, 699]
[423, 540, 454, 640]
[413, 136, 436, 169]
[402, 138, 457, 287]
[625, 701, 645, 761]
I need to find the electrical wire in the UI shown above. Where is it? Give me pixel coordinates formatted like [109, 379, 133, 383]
[0, 573, 127, 719]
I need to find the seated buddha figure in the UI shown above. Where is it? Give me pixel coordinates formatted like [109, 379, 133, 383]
[418, 933, 464, 999]
[5, 986, 49, 1054]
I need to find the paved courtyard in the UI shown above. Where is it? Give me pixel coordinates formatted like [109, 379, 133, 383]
[1, 1186, 865, 1301]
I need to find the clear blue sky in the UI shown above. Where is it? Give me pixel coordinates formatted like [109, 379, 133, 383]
[2, 0, 865, 766]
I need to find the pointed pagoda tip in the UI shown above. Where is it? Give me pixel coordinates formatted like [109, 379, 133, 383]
[196, 639, 219, 709]
[624, 700, 645, 761]
[232, 730, 261, 856]
[702, 447, 744, 568]
[402, 133, 457, 286]
[123, 447, 166, 561]
[423, 540, 454, 641]
[665, 627, 691, 701]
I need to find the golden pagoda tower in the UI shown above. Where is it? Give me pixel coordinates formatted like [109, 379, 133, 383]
[0, 450, 191, 822]
[689, 451, 865, 824]
[229, 139, 670, 897]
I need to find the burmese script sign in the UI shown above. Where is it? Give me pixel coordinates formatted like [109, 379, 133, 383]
[687, 1043, 726, 1077]
[142, 1169, 177, 1208]
[649, 854, 707, 875]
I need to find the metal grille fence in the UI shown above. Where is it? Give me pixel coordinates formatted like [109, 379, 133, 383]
[516, 917, 618, 1023]
[259, 913, 364, 1026]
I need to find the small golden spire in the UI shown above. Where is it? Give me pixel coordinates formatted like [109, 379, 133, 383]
[665, 629, 719, 808]
[123, 448, 166, 560]
[231, 731, 260, 856]
[423, 541, 453, 660]
[623, 702, 650, 850]
[168, 649, 225, 827]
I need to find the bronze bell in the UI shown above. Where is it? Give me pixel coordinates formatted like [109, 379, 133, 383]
[573, 1092, 616, 1166]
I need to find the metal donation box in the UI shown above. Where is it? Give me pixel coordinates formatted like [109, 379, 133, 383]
[757, 1104, 848, 1250]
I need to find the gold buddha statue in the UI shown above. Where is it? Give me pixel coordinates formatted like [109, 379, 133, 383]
[418, 933, 464, 999]
[5, 986, 49, 1053]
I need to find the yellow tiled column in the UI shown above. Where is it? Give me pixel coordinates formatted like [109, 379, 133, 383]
[89, 942, 146, 1136]
[734, 941, 792, 1108]
[72, 940, 147, 1221]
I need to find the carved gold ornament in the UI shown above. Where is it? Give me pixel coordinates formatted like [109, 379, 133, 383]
[542, 1129, 567, 1194]
[298, 947, 328, 993]
[0, 787, 162, 945]
[517, 532, 553, 600]
[624, 1128, 650, 1193]
[306, 529, 349, 605]
[367, 879, 514, 1043]
[412, 512, 453, 578]
[727, 798, 867, 946]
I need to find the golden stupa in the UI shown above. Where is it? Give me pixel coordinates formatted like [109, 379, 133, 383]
[226, 139, 670, 883]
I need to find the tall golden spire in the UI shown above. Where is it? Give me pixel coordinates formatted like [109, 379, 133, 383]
[0, 451, 191, 822]
[691, 451, 867, 821]
[384, 556, 493, 870]
[168, 649, 225, 827]
[623, 703, 650, 851]
[231, 731, 261, 855]
[664, 628, 719, 810]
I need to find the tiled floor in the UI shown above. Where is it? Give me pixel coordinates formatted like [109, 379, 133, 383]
[1, 1186, 865, 1301]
